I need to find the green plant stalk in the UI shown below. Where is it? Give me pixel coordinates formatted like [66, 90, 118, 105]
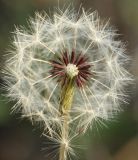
[59, 78, 75, 160]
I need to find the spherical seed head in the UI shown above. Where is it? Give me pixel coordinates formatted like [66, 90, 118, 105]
[3, 7, 133, 156]
[66, 63, 79, 78]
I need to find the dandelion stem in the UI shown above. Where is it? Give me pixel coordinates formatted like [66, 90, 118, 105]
[59, 113, 69, 160]
[59, 78, 75, 160]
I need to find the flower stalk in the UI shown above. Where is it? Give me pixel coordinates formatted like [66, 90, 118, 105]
[59, 78, 75, 160]
[59, 113, 69, 160]
[59, 78, 75, 115]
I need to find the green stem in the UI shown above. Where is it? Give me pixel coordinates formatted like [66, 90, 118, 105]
[59, 78, 75, 160]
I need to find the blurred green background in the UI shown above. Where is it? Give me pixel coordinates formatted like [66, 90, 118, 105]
[0, 0, 138, 160]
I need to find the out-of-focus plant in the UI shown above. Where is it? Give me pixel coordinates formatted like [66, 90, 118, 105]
[3, 6, 133, 160]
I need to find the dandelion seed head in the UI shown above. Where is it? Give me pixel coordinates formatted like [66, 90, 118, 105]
[3, 6, 133, 159]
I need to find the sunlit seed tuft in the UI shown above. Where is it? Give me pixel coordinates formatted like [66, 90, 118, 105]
[66, 63, 79, 78]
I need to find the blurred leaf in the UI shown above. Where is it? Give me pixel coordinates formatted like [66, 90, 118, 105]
[0, 95, 11, 124]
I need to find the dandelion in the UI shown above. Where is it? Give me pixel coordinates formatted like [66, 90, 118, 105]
[3, 6, 132, 160]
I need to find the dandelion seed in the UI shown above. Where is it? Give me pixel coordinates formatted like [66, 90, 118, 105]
[3, 6, 133, 160]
